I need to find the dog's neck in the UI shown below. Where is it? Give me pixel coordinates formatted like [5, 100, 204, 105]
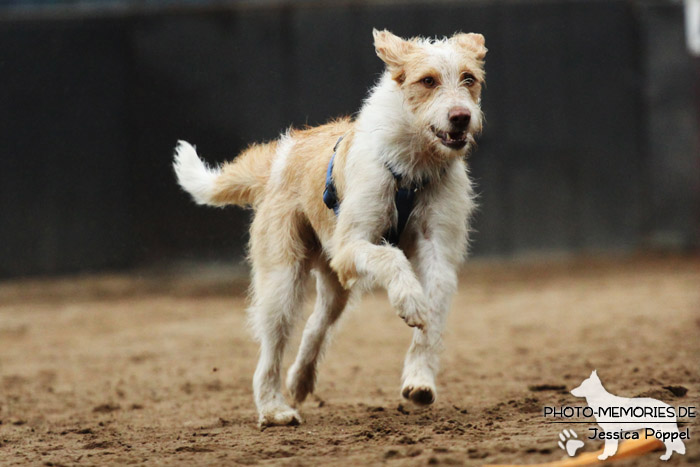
[355, 73, 465, 184]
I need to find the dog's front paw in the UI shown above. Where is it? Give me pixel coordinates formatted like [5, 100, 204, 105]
[258, 404, 302, 429]
[395, 290, 429, 329]
[401, 384, 436, 406]
[329, 252, 357, 289]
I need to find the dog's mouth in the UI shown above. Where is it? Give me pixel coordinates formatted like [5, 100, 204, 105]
[431, 126, 468, 150]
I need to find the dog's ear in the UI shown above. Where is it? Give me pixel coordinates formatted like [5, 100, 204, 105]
[453, 32, 487, 60]
[373, 29, 415, 70]
[591, 370, 599, 380]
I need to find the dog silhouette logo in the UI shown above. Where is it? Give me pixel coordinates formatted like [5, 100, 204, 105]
[571, 370, 686, 461]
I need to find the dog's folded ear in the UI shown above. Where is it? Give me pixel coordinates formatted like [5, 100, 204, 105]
[373, 29, 416, 69]
[452, 32, 487, 60]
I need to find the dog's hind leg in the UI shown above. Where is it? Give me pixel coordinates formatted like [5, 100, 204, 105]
[249, 263, 308, 427]
[248, 207, 310, 428]
[287, 259, 349, 406]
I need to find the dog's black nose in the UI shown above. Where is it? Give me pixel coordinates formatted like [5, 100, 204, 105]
[448, 107, 471, 128]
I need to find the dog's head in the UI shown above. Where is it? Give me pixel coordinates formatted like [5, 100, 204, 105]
[570, 370, 602, 398]
[373, 29, 486, 158]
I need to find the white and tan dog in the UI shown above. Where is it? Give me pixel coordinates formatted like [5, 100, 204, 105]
[173, 29, 487, 427]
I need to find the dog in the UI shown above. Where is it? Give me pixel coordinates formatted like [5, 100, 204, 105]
[571, 370, 686, 460]
[173, 29, 487, 427]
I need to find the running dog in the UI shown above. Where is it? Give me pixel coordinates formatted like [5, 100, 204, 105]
[173, 29, 487, 427]
[571, 370, 686, 461]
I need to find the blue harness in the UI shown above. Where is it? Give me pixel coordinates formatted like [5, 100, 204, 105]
[323, 136, 428, 246]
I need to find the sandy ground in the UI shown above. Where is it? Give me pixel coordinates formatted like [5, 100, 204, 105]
[0, 255, 698, 466]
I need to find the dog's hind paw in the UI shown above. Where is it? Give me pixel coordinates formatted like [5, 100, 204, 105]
[401, 385, 435, 406]
[286, 362, 316, 405]
[258, 405, 302, 429]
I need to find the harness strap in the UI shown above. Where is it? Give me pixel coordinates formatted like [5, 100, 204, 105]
[323, 136, 428, 246]
[322, 137, 343, 215]
[385, 169, 418, 246]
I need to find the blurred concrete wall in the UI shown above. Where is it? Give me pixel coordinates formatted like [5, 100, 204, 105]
[0, 0, 698, 278]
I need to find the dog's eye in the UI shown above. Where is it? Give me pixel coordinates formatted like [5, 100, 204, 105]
[421, 76, 437, 88]
[461, 73, 476, 87]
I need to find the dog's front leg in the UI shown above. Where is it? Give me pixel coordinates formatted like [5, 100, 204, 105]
[400, 232, 460, 406]
[331, 240, 429, 329]
[400, 162, 472, 406]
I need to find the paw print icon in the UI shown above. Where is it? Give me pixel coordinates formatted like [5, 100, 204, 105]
[557, 429, 584, 457]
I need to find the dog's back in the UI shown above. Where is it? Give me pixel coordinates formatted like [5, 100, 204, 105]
[174, 119, 351, 220]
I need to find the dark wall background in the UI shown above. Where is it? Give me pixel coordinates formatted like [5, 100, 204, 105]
[1, 0, 698, 278]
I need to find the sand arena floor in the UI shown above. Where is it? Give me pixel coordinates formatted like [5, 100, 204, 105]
[0, 255, 698, 466]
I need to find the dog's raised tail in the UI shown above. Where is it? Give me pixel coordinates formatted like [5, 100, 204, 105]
[173, 140, 269, 207]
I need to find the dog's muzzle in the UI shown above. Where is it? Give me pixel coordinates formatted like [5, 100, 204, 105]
[431, 126, 469, 150]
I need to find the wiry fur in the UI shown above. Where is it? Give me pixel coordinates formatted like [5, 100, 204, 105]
[173, 29, 487, 427]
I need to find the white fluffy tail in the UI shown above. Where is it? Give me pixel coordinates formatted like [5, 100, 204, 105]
[173, 140, 222, 206]
[174, 139, 274, 207]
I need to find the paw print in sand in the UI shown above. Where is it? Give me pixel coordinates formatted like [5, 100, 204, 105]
[557, 429, 584, 457]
